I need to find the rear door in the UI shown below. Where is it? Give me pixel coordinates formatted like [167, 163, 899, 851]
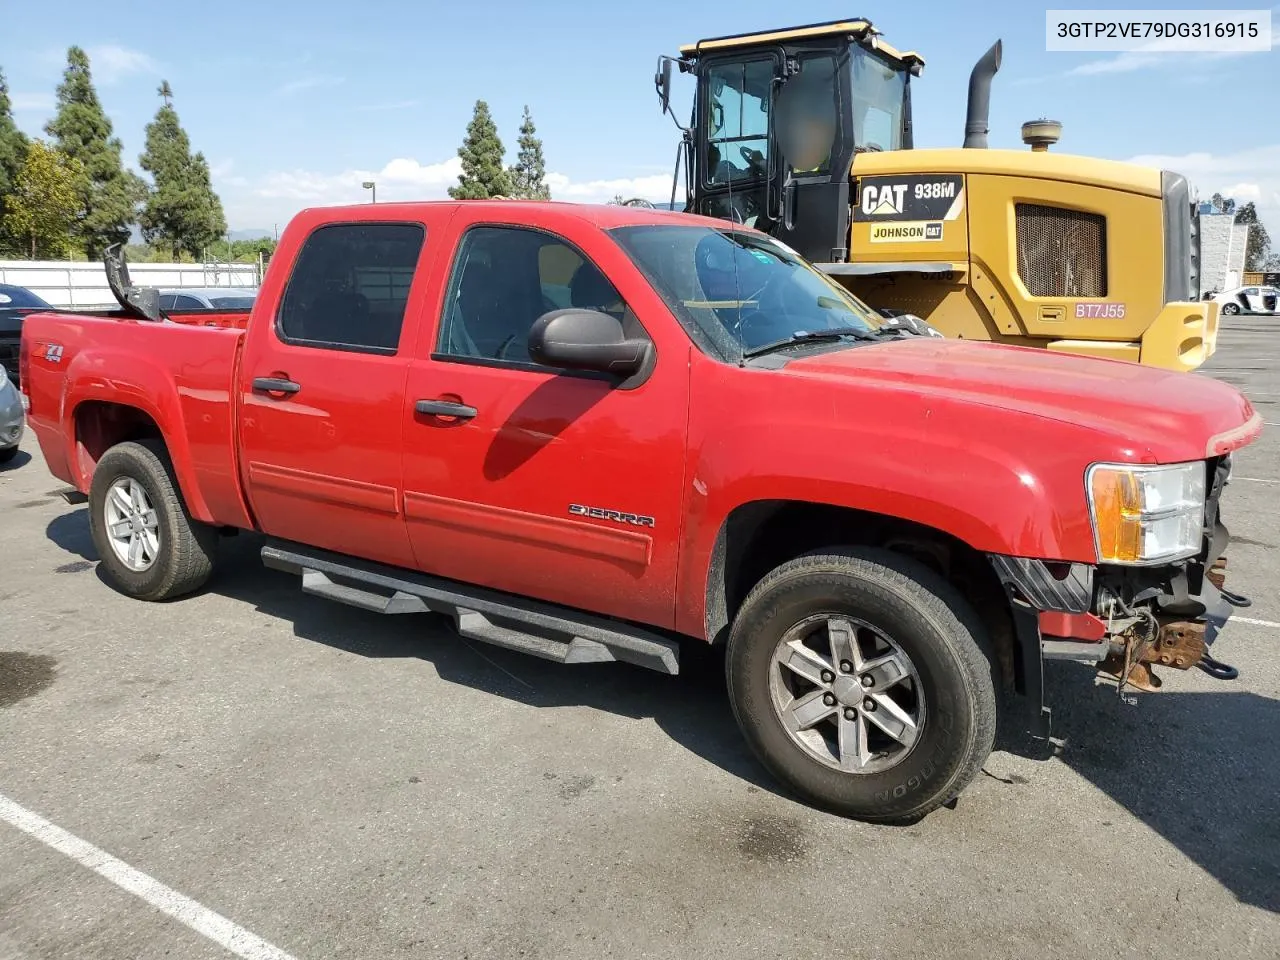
[400, 208, 691, 628]
[237, 215, 435, 568]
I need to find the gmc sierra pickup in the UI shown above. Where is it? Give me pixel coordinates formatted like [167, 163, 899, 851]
[18, 200, 1261, 823]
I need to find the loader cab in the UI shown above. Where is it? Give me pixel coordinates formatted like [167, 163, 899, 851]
[662, 19, 921, 263]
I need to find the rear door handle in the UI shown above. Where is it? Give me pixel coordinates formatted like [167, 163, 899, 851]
[252, 377, 301, 395]
[415, 399, 477, 420]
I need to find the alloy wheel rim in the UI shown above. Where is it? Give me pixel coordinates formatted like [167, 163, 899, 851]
[103, 477, 160, 572]
[768, 614, 926, 774]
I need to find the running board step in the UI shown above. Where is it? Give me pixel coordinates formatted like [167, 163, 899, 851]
[262, 542, 680, 674]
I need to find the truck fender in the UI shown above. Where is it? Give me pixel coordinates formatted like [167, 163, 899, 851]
[61, 347, 217, 524]
[676, 420, 1095, 643]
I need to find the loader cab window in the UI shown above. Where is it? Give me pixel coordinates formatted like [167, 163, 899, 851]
[704, 58, 773, 186]
[850, 46, 908, 152]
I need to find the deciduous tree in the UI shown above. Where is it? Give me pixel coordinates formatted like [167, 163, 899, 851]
[7, 139, 85, 259]
[1235, 202, 1271, 271]
[44, 46, 145, 258]
[448, 100, 512, 199]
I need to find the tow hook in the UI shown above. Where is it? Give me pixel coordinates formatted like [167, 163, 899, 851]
[1098, 616, 1240, 692]
[1208, 558, 1251, 608]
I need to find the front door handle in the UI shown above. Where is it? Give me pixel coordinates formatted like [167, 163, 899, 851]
[415, 399, 477, 420]
[252, 377, 301, 395]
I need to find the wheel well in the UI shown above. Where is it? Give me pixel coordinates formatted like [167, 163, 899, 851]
[705, 500, 1017, 690]
[74, 401, 164, 480]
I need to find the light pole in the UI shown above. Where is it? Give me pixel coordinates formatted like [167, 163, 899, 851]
[362, 180, 376, 203]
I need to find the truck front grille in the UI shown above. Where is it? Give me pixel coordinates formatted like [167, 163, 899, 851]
[1015, 203, 1107, 297]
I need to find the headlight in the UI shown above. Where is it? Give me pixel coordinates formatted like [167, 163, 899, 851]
[1086, 461, 1206, 565]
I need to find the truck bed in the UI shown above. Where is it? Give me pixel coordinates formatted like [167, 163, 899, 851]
[21, 309, 253, 529]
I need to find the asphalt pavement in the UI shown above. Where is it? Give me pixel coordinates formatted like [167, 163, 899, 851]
[1, 315, 1278, 959]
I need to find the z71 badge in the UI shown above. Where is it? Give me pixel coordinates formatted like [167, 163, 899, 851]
[569, 504, 655, 528]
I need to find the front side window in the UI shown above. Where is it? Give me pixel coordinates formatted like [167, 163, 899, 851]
[850, 47, 907, 152]
[277, 222, 425, 353]
[776, 55, 840, 176]
[705, 58, 773, 186]
[437, 226, 639, 365]
[610, 224, 885, 361]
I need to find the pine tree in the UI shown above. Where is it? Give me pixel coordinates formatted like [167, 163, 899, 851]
[508, 106, 549, 200]
[0, 68, 32, 254]
[44, 46, 145, 259]
[7, 139, 85, 259]
[448, 100, 512, 199]
[138, 80, 227, 259]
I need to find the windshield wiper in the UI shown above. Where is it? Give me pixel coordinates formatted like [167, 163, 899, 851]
[741, 326, 877, 360]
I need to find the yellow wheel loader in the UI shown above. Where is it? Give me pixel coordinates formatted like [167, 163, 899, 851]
[654, 18, 1215, 371]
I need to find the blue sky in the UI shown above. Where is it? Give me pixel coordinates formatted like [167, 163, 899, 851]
[3, 0, 1277, 234]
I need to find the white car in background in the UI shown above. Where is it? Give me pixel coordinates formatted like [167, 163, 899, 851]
[1212, 285, 1278, 316]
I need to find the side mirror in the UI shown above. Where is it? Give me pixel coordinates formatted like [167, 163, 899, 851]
[528, 309, 650, 377]
[655, 57, 673, 115]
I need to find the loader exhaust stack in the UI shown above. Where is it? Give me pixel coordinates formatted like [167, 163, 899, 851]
[963, 39, 1002, 148]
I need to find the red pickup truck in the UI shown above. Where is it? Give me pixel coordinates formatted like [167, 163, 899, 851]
[18, 200, 1261, 822]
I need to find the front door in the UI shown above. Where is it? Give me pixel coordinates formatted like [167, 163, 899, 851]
[401, 212, 690, 628]
[237, 220, 428, 569]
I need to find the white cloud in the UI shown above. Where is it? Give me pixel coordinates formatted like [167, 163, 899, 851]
[9, 92, 54, 112]
[274, 75, 343, 97]
[220, 156, 683, 230]
[85, 45, 160, 84]
[543, 172, 678, 202]
[1125, 144, 1280, 228]
[1066, 27, 1277, 75]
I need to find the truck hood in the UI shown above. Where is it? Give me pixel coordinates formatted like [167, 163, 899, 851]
[784, 338, 1260, 462]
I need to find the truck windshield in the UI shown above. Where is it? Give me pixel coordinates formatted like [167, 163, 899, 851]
[609, 223, 885, 360]
[850, 47, 907, 152]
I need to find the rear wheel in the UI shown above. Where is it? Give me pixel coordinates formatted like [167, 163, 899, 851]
[726, 548, 997, 823]
[88, 440, 217, 601]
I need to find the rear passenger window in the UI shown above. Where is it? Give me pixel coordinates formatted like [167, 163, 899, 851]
[173, 295, 203, 309]
[437, 225, 639, 365]
[277, 222, 425, 353]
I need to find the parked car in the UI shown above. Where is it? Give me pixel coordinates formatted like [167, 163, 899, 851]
[18, 200, 1262, 823]
[1214, 285, 1279, 315]
[0, 363, 24, 464]
[0, 283, 56, 387]
[158, 287, 259, 311]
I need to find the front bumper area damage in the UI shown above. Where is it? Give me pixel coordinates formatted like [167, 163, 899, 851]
[987, 456, 1248, 740]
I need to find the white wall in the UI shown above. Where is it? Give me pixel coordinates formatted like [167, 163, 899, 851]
[0, 260, 260, 308]
[1198, 214, 1249, 294]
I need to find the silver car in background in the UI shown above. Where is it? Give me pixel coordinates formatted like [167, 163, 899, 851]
[158, 287, 259, 311]
[1, 363, 24, 465]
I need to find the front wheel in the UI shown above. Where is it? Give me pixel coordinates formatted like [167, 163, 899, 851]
[1221, 302, 1241, 315]
[726, 548, 998, 823]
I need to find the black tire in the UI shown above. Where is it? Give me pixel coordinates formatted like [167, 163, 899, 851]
[88, 439, 217, 601]
[1221, 303, 1240, 315]
[0, 445, 17, 464]
[725, 547, 998, 824]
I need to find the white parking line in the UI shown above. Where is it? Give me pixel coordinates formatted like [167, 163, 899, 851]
[1235, 616, 1280, 629]
[1234, 476, 1279, 484]
[0, 792, 298, 960]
